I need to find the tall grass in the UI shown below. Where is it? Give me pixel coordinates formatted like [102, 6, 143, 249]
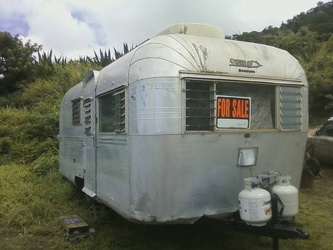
[0, 60, 332, 249]
[0, 62, 99, 166]
[1, 164, 333, 249]
[0, 164, 91, 249]
[0, 61, 100, 249]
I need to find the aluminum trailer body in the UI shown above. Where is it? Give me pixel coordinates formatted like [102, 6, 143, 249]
[59, 23, 308, 224]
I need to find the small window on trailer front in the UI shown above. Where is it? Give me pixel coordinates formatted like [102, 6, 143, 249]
[279, 86, 302, 131]
[99, 87, 126, 133]
[186, 81, 215, 131]
[72, 98, 81, 126]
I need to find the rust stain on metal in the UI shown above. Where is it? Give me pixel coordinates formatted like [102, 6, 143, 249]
[179, 25, 188, 34]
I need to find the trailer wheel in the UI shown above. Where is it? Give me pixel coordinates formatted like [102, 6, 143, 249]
[304, 157, 321, 179]
[87, 201, 107, 219]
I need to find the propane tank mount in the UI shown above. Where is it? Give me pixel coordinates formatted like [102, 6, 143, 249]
[230, 170, 309, 250]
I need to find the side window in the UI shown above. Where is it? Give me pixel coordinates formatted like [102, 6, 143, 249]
[98, 87, 125, 133]
[83, 98, 92, 135]
[318, 122, 333, 137]
[72, 98, 81, 126]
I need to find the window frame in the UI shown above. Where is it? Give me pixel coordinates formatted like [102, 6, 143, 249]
[72, 98, 82, 126]
[97, 86, 126, 134]
[316, 121, 333, 137]
[182, 75, 304, 133]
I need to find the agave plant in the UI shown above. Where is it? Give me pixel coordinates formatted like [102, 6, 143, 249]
[54, 55, 67, 64]
[37, 50, 53, 66]
[86, 43, 134, 67]
[37, 50, 67, 65]
[86, 49, 114, 67]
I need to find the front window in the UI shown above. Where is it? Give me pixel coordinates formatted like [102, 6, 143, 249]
[98, 87, 125, 133]
[186, 80, 275, 131]
[279, 86, 302, 131]
[186, 81, 214, 131]
[216, 82, 275, 129]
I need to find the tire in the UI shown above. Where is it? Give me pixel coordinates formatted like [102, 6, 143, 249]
[305, 157, 321, 178]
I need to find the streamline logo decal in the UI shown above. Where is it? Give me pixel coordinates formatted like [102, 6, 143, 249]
[229, 59, 263, 74]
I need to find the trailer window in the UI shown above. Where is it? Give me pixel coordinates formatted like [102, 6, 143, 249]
[216, 83, 275, 129]
[185, 80, 276, 131]
[186, 81, 215, 131]
[279, 86, 302, 130]
[83, 98, 92, 135]
[99, 87, 125, 133]
[72, 98, 81, 126]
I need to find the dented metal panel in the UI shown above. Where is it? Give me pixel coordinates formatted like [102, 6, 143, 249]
[59, 23, 308, 224]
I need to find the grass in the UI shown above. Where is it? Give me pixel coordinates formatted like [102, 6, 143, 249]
[0, 61, 331, 249]
[0, 163, 332, 250]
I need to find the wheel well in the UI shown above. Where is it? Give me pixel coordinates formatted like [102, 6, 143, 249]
[75, 176, 84, 189]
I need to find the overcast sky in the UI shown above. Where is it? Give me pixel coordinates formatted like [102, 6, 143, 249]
[0, 0, 329, 59]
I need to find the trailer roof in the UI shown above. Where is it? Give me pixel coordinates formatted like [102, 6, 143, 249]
[156, 23, 225, 39]
[93, 23, 307, 95]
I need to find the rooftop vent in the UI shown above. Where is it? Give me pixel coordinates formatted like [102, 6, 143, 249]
[157, 23, 225, 39]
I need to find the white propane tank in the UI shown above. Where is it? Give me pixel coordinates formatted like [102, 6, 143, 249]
[272, 176, 298, 218]
[238, 178, 272, 226]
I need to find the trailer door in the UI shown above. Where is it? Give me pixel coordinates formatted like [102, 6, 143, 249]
[82, 71, 99, 198]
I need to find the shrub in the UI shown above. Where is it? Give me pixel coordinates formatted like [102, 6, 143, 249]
[0, 136, 10, 154]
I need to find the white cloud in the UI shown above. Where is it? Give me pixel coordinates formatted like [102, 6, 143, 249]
[1, 0, 329, 59]
[25, 1, 97, 58]
[1, 0, 31, 17]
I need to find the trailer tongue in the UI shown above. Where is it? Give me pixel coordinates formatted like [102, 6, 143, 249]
[224, 171, 309, 250]
[222, 195, 309, 250]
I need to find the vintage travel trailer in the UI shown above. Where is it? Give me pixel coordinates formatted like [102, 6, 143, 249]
[59, 23, 308, 224]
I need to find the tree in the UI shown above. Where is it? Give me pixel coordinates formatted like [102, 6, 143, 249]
[0, 32, 41, 94]
[283, 1, 333, 39]
[306, 34, 333, 119]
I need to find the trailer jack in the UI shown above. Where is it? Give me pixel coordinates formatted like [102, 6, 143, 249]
[223, 194, 309, 250]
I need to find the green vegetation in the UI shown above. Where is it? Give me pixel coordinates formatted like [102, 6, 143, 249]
[0, 32, 41, 93]
[0, 1, 333, 249]
[0, 62, 97, 167]
[1, 163, 332, 249]
[232, 1, 333, 121]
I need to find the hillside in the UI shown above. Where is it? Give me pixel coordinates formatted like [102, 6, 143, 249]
[231, 1, 333, 120]
[283, 1, 333, 38]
